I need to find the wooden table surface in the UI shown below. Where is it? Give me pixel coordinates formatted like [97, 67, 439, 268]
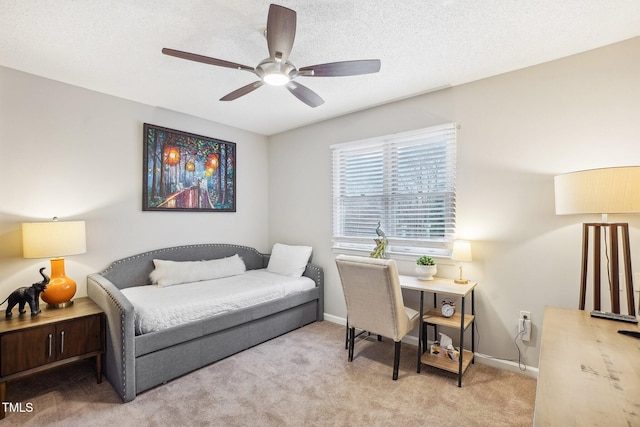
[398, 275, 477, 296]
[534, 306, 640, 426]
[0, 297, 103, 333]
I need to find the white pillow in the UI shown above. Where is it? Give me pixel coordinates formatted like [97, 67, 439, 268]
[266, 243, 312, 278]
[150, 254, 246, 287]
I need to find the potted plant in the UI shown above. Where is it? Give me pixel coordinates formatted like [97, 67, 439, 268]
[416, 255, 437, 280]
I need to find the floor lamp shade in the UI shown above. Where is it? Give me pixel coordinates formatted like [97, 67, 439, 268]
[22, 220, 86, 307]
[554, 166, 640, 314]
[554, 166, 640, 216]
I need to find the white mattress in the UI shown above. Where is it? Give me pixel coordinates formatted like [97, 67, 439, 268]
[121, 269, 315, 335]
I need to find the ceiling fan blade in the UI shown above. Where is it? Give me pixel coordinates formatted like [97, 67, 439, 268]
[286, 81, 324, 108]
[220, 81, 265, 101]
[266, 4, 296, 64]
[299, 59, 381, 77]
[162, 48, 254, 71]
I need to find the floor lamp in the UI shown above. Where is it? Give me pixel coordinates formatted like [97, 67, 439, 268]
[554, 166, 640, 315]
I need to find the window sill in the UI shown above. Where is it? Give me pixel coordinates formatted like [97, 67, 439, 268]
[331, 246, 455, 265]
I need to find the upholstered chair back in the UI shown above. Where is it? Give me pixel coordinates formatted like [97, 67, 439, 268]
[335, 254, 413, 342]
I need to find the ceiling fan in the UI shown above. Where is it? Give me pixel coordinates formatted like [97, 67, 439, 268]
[162, 4, 381, 108]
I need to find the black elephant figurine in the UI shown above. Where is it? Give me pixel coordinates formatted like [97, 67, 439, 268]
[2, 267, 49, 318]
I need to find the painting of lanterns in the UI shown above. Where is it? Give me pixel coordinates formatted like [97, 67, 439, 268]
[143, 123, 236, 212]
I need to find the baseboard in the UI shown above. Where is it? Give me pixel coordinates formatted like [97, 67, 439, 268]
[323, 314, 538, 379]
[474, 353, 538, 379]
[323, 313, 346, 325]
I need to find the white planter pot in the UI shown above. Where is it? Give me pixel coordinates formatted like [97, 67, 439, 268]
[416, 264, 437, 280]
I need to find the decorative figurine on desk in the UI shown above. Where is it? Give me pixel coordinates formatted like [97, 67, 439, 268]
[370, 222, 387, 259]
[2, 267, 49, 318]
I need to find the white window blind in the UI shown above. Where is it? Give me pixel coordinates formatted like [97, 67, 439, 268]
[331, 123, 457, 256]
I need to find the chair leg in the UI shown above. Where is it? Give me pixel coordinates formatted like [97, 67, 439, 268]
[345, 320, 350, 350]
[393, 341, 401, 380]
[348, 327, 355, 362]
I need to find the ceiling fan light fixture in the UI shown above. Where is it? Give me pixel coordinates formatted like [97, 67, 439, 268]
[263, 72, 290, 86]
[163, 5, 381, 107]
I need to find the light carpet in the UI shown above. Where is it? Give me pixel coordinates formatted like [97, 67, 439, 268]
[6, 321, 536, 426]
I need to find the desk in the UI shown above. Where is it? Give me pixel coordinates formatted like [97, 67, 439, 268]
[399, 276, 477, 387]
[534, 306, 640, 426]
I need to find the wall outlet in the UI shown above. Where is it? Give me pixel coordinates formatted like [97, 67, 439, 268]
[518, 318, 531, 342]
[519, 311, 531, 322]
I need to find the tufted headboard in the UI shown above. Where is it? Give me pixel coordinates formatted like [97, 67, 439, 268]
[99, 244, 269, 290]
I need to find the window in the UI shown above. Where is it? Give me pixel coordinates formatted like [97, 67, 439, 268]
[331, 123, 457, 256]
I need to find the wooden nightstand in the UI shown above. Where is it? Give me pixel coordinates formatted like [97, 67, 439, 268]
[0, 297, 105, 419]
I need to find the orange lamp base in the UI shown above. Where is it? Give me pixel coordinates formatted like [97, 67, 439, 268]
[41, 258, 76, 308]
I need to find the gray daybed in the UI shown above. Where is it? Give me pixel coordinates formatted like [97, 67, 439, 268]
[87, 243, 324, 402]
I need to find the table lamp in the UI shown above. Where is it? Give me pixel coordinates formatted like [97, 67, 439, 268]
[22, 218, 86, 308]
[451, 240, 472, 284]
[554, 166, 640, 314]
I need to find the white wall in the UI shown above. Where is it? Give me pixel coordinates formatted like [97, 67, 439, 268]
[0, 66, 270, 299]
[268, 37, 640, 369]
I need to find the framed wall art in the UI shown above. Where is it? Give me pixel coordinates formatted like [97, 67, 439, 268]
[143, 123, 236, 212]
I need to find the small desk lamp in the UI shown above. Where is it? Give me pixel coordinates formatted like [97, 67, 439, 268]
[22, 218, 86, 308]
[451, 240, 472, 284]
[554, 166, 640, 314]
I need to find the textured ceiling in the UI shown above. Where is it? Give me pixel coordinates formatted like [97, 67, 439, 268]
[1, 1, 639, 135]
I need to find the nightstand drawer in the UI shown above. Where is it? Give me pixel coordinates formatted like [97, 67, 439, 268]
[0, 325, 56, 376]
[56, 315, 103, 360]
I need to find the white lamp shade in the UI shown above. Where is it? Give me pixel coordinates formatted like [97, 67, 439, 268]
[554, 166, 640, 215]
[22, 220, 86, 259]
[451, 240, 472, 262]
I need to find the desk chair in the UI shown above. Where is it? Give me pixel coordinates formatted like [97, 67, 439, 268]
[335, 254, 420, 380]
